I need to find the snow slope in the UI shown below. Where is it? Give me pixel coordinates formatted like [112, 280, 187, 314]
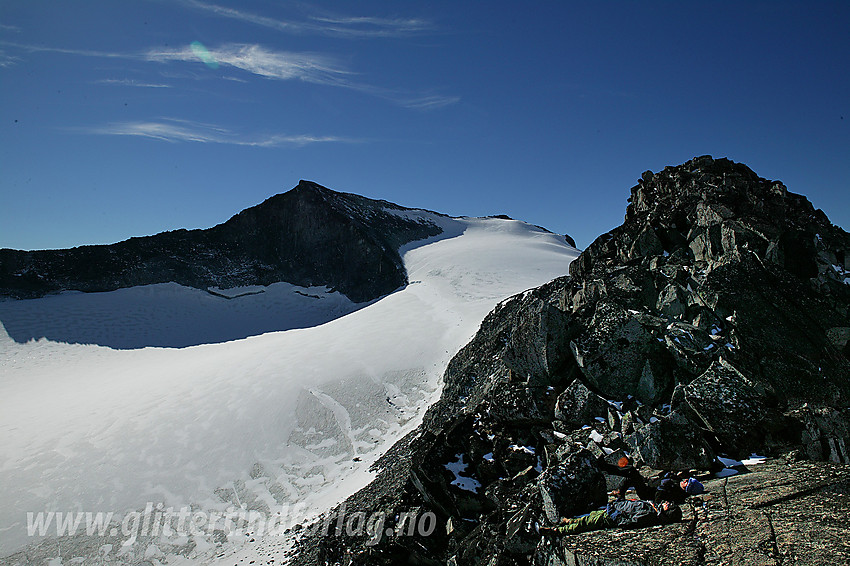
[0, 214, 578, 562]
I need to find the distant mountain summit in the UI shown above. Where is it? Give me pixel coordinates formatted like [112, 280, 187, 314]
[0, 181, 444, 303]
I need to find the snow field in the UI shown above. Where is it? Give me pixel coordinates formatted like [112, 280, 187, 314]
[0, 215, 578, 562]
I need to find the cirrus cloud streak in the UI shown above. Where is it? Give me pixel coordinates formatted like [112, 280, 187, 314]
[146, 43, 352, 86]
[85, 119, 359, 147]
[180, 0, 432, 38]
[1, 39, 459, 110]
[94, 78, 172, 88]
[145, 43, 459, 109]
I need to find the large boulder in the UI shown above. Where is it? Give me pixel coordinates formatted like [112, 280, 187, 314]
[625, 411, 715, 470]
[785, 406, 850, 464]
[684, 359, 777, 456]
[537, 447, 606, 524]
[574, 302, 670, 403]
[656, 282, 687, 319]
[553, 380, 610, 428]
[478, 381, 549, 425]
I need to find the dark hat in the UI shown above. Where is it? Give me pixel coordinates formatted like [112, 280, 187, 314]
[683, 478, 704, 495]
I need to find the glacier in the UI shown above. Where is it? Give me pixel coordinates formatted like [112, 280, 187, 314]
[0, 213, 578, 563]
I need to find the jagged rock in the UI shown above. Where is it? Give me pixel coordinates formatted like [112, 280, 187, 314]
[826, 326, 850, 351]
[695, 201, 734, 227]
[585, 440, 608, 461]
[656, 282, 687, 319]
[635, 360, 664, 405]
[625, 411, 715, 470]
[635, 403, 656, 424]
[501, 444, 538, 478]
[545, 440, 586, 467]
[607, 407, 621, 432]
[660, 321, 715, 376]
[608, 267, 658, 307]
[292, 157, 850, 565]
[479, 381, 549, 425]
[538, 448, 606, 524]
[699, 256, 850, 403]
[684, 359, 778, 456]
[603, 431, 629, 453]
[621, 410, 638, 435]
[578, 304, 670, 403]
[553, 380, 610, 428]
[436, 277, 578, 423]
[770, 229, 819, 278]
[629, 226, 664, 258]
[602, 448, 629, 469]
[786, 406, 850, 464]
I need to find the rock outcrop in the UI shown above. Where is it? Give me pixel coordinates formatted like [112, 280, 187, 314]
[0, 181, 444, 303]
[541, 459, 850, 566]
[294, 157, 850, 565]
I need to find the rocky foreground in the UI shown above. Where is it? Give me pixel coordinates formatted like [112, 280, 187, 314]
[545, 458, 850, 565]
[294, 157, 850, 565]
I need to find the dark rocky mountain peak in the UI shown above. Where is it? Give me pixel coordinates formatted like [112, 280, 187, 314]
[0, 181, 444, 303]
[300, 157, 850, 565]
[572, 155, 847, 285]
[294, 179, 326, 192]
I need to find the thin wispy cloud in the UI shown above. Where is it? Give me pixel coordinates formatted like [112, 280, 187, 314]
[180, 0, 432, 38]
[95, 78, 172, 88]
[338, 81, 460, 111]
[3, 39, 351, 87]
[146, 43, 352, 86]
[179, 0, 301, 33]
[0, 41, 128, 59]
[85, 118, 357, 147]
[0, 49, 21, 67]
[396, 94, 461, 111]
[146, 43, 457, 109]
[309, 14, 432, 37]
[2, 39, 458, 111]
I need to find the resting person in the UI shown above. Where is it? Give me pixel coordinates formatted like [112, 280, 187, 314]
[655, 476, 704, 504]
[539, 500, 682, 536]
[597, 456, 705, 504]
[597, 456, 656, 501]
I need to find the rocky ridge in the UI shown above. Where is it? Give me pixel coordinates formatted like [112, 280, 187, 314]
[0, 181, 444, 303]
[296, 157, 850, 565]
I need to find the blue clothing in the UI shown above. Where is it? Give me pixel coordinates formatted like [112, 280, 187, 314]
[605, 499, 660, 529]
[552, 499, 661, 535]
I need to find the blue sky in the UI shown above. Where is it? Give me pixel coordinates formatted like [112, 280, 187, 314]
[1, 1, 848, 251]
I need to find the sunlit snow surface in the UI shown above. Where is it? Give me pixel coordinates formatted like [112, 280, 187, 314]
[0, 215, 578, 561]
